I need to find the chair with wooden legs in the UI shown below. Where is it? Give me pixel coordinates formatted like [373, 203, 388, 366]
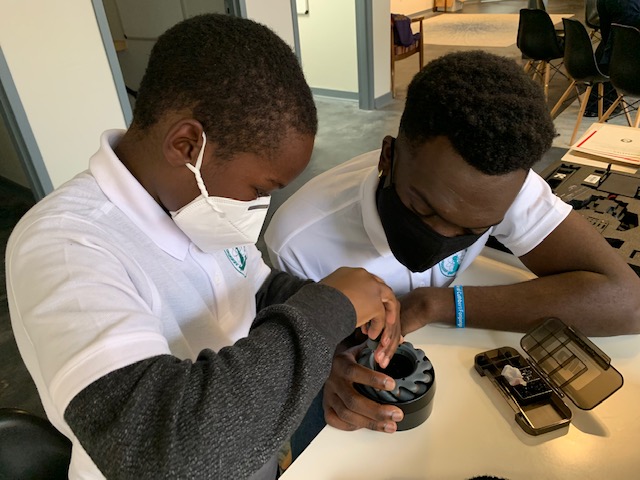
[550, 18, 611, 145]
[390, 14, 424, 98]
[599, 24, 640, 128]
[517, 8, 565, 100]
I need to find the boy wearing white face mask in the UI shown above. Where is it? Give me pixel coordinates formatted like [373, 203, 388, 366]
[169, 131, 272, 252]
[5, 14, 401, 480]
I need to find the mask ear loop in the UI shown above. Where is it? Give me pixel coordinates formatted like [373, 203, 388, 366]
[185, 132, 224, 213]
[185, 132, 209, 195]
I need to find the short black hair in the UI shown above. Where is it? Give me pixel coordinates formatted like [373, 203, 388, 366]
[132, 14, 317, 158]
[399, 51, 556, 175]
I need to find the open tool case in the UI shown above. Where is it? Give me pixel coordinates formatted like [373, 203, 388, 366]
[474, 318, 623, 435]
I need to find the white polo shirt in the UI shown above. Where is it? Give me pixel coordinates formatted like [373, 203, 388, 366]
[6, 130, 271, 478]
[265, 150, 571, 295]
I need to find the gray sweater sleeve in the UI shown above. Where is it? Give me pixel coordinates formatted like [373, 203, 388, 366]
[255, 269, 313, 310]
[64, 283, 355, 480]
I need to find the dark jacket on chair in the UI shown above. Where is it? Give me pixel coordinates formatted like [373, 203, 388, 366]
[597, 0, 640, 67]
[392, 14, 421, 47]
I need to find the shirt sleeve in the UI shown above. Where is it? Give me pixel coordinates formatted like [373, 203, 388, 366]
[491, 169, 572, 257]
[64, 283, 356, 479]
[6, 215, 173, 417]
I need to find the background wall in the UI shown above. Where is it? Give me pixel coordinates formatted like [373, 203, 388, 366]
[373, 0, 391, 99]
[0, 0, 394, 192]
[244, 0, 296, 48]
[297, 0, 394, 103]
[297, 0, 359, 95]
[105, 0, 295, 96]
[0, 0, 126, 189]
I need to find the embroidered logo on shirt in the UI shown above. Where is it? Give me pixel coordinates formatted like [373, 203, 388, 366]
[225, 246, 248, 277]
[438, 251, 465, 277]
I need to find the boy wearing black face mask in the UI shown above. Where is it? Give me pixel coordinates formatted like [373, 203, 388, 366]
[264, 50, 640, 454]
[376, 139, 484, 273]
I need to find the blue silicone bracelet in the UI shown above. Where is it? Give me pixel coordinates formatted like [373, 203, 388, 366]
[454, 285, 465, 328]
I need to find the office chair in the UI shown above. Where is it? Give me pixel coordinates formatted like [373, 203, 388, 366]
[599, 24, 640, 128]
[0, 408, 72, 480]
[390, 14, 424, 98]
[517, 8, 565, 100]
[584, 0, 601, 39]
[550, 19, 611, 145]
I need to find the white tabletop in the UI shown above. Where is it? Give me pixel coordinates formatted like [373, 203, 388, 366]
[281, 249, 640, 480]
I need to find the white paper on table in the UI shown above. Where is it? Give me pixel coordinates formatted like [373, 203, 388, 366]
[571, 124, 640, 165]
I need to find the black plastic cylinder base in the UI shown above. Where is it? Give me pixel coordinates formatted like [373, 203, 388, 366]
[395, 380, 436, 430]
[355, 341, 436, 431]
[355, 380, 436, 431]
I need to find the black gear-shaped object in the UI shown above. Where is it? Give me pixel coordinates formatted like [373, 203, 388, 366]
[356, 340, 436, 431]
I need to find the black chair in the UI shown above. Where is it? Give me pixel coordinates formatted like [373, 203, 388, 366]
[599, 24, 640, 128]
[517, 8, 565, 100]
[0, 408, 72, 479]
[550, 18, 612, 145]
[585, 0, 601, 39]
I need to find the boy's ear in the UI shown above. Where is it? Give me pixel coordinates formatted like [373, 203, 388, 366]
[163, 120, 205, 168]
[377, 135, 395, 176]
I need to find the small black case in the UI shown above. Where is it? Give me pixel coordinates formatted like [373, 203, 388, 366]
[474, 317, 624, 435]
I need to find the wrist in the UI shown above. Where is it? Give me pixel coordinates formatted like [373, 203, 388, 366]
[400, 287, 455, 333]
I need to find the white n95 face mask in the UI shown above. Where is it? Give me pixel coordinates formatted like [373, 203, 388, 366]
[170, 132, 270, 253]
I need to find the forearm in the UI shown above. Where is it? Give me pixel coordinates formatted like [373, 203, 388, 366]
[65, 283, 355, 479]
[255, 269, 312, 310]
[419, 271, 640, 336]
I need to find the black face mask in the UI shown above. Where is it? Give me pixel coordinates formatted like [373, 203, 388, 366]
[375, 145, 482, 273]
